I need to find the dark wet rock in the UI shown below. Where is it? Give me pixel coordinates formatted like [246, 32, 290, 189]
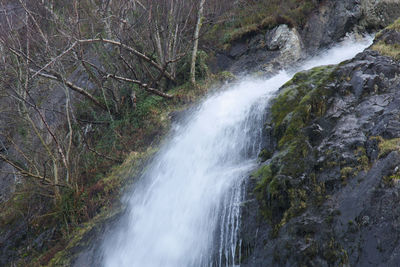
[222, 24, 303, 74]
[241, 31, 400, 266]
[229, 43, 248, 58]
[301, 0, 363, 54]
[377, 29, 400, 45]
[304, 123, 324, 146]
[168, 110, 187, 124]
[213, 53, 234, 72]
[360, 0, 400, 30]
[215, 0, 400, 75]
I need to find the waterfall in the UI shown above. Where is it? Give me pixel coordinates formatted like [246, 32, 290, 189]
[102, 35, 373, 267]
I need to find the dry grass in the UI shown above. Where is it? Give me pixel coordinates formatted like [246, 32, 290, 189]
[387, 18, 400, 31]
[204, 0, 318, 45]
[371, 42, 400, 60]
[371, 18, 400, 60]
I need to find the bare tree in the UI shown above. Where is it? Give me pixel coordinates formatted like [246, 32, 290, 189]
[0, 0, 207, 201]
[190, 0, 206, 85]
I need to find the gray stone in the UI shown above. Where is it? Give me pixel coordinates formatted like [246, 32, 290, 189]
[241, 33, 400, 266]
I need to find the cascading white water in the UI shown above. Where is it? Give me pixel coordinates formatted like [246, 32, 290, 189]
[102, 35, 373, 267]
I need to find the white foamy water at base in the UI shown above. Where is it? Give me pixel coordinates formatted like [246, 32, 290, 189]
[102, 34, 373, 267]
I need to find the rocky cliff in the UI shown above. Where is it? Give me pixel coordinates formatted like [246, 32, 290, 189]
[242, 18, 400, 266]
[215, 0, 400, 74]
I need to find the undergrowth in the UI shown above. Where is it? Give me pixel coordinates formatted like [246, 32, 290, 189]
[204, 0, 318, 46]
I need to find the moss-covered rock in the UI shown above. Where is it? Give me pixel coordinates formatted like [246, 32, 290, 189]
[371, 19, 400, 60]
[370, 136, 400, 158]
[254, 65, 335, 228]
[242, 19, 400, 266]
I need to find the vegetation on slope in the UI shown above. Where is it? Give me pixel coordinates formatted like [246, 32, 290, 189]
[254, 65, 335, 230]
[204, 0, 319, 46]
[371, 18, 400, 60]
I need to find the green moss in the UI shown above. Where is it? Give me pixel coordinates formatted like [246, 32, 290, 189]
[270, 65, 335, 142]
[370, 136, 400, 158]
[379, 137, 400, 158]
[340, 167, 355, 182]
[326, 161, 337, 168]
[337, 147, 370, 184]
[371, 42, 400, 60]
[287, 188, 307, 217]
[383, 173, 400, 187]
[355, 147, 369, 171]
[258, 149, 273, 161]
[254, 165, 289, 222]
[254, 65, 336, 229]
[385, 18, 400, 32]
[256, 67, 374, 230]
[323, 238, 349, 265]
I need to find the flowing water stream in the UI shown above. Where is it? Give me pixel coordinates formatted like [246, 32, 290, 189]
[102, 35, 373, 267]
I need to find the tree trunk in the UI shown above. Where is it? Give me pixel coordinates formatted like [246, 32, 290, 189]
[190, 0, 205, 86]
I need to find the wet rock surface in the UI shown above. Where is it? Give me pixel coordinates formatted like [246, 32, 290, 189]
[360, 0, 400, 30]
[215, 0, 400, 75]
[241, 34, 400, 266]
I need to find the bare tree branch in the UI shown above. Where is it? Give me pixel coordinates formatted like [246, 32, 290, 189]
[31, 41, 78, 78]
[106, 73, 173, 99]
[77, 38, 176, 83]
[30, 68, 110, 111]
[83, 60, 173, 99]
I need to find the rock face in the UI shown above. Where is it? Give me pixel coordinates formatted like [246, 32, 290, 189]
[241, 28, 400, 266]
[360, 0, 400, 30]
[264, 25, 303, 73]
[300, 0, 362, 54]
[220, 24, 304, 74]
[215, 0, 400, 74]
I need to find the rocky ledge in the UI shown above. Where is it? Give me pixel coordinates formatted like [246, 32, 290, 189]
[242, 19, 400, 266]
[214, 0, 400, 75]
